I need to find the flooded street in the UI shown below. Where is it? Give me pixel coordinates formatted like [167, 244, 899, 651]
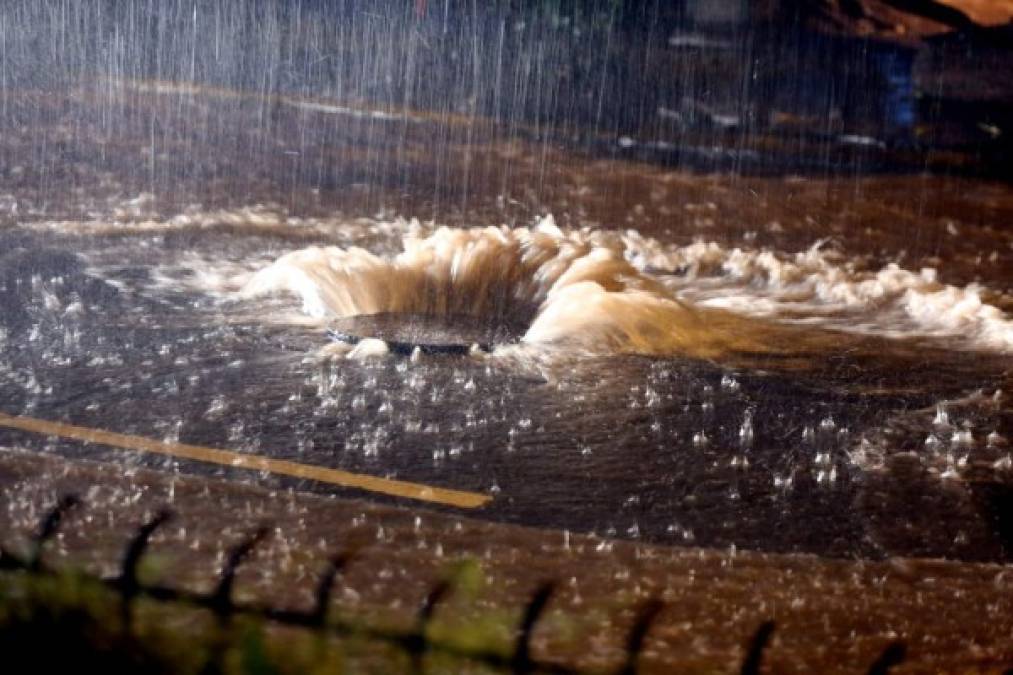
[1, 81, 1010, 564]
[1, 2, 1012, 672]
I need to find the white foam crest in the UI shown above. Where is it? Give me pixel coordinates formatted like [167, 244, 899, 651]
[242, 218, 742, 358]
[623, 232, 1013, 352]
[240, 219, 1012, 357]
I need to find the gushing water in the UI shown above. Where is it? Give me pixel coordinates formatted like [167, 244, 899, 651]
[0, 1, 1010, 567]
[241, 217, 760, 359]
[238, 214, 1013, 361]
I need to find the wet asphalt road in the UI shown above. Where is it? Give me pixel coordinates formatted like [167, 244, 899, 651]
[1, 224, 1011, 563]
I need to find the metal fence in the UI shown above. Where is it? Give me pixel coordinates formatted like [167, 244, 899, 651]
[0, 495, 912, 674]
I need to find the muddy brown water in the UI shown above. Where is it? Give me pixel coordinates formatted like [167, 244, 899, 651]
[1, 80, 1012, 672]
[1, 84, 1011, 566]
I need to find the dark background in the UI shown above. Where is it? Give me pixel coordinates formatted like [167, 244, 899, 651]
[1, 1, 1010, 175]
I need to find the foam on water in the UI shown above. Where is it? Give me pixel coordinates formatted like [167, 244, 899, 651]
[31, 198, 1011, 359]
[625, 233, 1013, 352]
[240, 218, 766, 359]
[240, 215, 1013, 358]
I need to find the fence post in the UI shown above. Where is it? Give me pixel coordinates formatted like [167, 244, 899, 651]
[410, 580, 452, 674]
[740, 621, 776, 675]
[29, 494, 80, 571]
[866, 642, 906, 675]
[618, 598, 665, 675]
[511, 582, 555, 674]
[311, 552, 353, 627]
[117, 509, 173, 630]
[210, 526, 270, 623]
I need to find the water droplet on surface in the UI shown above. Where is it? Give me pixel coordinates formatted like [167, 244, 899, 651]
[720, 374, 740, 392]
[951, 429, 974, 446]
[739, 414, 754, 445]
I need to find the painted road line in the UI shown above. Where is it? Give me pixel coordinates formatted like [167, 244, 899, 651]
[0, 412, 492, 509]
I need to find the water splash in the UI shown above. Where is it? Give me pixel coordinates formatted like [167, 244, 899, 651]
[627, 233, 1013, 352]
[45, 192, 1010, 364]
[241, 217, 764, 359]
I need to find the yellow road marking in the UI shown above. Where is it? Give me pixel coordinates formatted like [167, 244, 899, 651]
[0, 412, 491, 509]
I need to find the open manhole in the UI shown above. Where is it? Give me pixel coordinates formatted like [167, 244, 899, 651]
[327, 313, 527, 355]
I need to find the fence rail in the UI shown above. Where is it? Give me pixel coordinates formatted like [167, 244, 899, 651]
[0, 495, 914, 674]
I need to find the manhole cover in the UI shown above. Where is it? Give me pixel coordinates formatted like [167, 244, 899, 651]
[327, 313, 526, 355]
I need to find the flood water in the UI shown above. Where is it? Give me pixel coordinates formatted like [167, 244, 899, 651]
[0, 2, 1011, 570]
[1, 77, 1010, 566]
